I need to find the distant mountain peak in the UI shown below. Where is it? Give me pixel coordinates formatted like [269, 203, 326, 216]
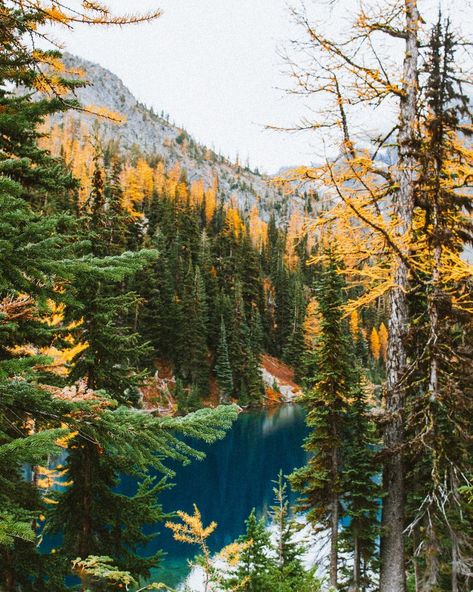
[55, 53, 306, 221]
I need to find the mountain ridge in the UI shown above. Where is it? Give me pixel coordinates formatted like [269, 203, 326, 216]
[55, 53, 307, 221]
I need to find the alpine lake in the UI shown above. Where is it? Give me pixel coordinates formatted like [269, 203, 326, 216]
[131, 404, 309, 587]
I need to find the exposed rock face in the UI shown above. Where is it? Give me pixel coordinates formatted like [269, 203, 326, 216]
[55, 53, 307, 221]
[260, 354, 302, 403]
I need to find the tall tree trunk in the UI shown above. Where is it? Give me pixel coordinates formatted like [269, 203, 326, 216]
[413, 524, 422, 592]
[353, 531, 361, 592]
[3, 550, 14, 592]
[79, 443, 93, 561]
[451, 544, 459, 592]
[450, 470, 461, 592]
[380, 2, 420, 591]
[419, 520, 440, 592]
[330, 490, 339, 589]
[330, 418, 339, 589]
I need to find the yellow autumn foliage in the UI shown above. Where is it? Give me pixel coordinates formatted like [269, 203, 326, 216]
[248, 206, 268, 248]
[370, 327, 381, 361]
[9, 296, 88, 375]
[218, 541, 250, 567]
[204, 177, 218, 222]
[166, 504, 217, 545]
[304, 298, 320, 344]
[349, 310, 360, 337]
[379, 322, 388, 362]
[226, 207, 245, 238]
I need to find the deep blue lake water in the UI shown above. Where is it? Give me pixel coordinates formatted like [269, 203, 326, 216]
[42, 404, 308, 587]
[132, 404, 309, 586]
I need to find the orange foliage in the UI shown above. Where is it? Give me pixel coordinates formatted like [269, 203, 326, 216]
[225, 207, 245, 238]
[190, 178, 205, 206]
[40, 117, 94, 204]
[370, 326, 381, 361]
[40, 116, 275, 258]
[9, 297, 88, 376]
[248, 206, 268, 248]
[304, 298, 320, 344]
[379, 322, 388, 362]
[166, 505, 217, 545]
[204, 176, 218, 222]
[0, 295, 35, 324]
[121, 159, 154, 217]
[349, 310, 360, 337]
[285, 211, 303, 269]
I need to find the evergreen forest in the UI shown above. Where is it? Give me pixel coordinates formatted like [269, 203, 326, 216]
[0, 2, 472, 592]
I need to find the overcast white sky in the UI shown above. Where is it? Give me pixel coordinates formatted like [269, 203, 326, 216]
[50, 0, 473, 174]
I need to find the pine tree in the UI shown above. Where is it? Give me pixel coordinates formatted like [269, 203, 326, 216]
[283, 273, 307, 381]
[104, 157, 131, 254]
[179, 262, 210, 396]
[240, 231, 264, 314]
[270, 472, 305, 574]
[229, 284, 263, 406]
[174, 377, 199, 415]
[0, 4, 240, 590]
[215, 318, 234, 403]
[378, 323, 388, 363]
[290, 251, 353, 589]
[267, 473, 320, 592]
[48, 438, 166, 580]
[0, 14, 90, 585]
[273, 263, 292, 357]
[404, 16, 473, 589]
[48, 404, 238, 581]
[197, 230, 218, 346]
[284, 4, 423, 587]
[138, 235, 180, 365]
[227, 509, 275, 592]
[370, 327, 381, 362]
[341, 377, 380, 591]
[69, 155, 157, 405]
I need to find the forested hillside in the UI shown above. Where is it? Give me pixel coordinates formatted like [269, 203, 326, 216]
[38, 80, 386, 411]
[1, 2, 472, 592]
[47, 53, 314, 222]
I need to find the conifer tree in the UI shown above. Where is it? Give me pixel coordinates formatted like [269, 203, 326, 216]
[104, 157, 131, 254]
[140, 237, 181, 365]
[241, 231, 264, 314]
[69, 154, 156, 405]
[133, 234, 166, 367]
[229, 284, 264, 406]
[283, 274, 307, 381]
[48, 403, 237, 582]
[215, 318, 234, 403]
[227, 510, 274, 592]
[267, 473, 320, 592]
[404, 16, 473, 589]
[283, 5, 424, 588]
[378, 323, 388, 363]
[270, 472, 305, 576]
[249, 307, 265, 355]
[370, 327, 381, 362]
[272, 264, 292, 357]
[341, 378, 380, 591]
[0, 13, 91, 584]
[198, 230, 218, 346]
[290, 251, 353, 589]
[0, 4, 241, 590]
[179, 263, 210, 396]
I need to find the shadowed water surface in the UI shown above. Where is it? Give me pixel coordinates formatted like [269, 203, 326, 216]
[42, 405, 308, 587]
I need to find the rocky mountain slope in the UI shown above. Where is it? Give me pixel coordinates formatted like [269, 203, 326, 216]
[57, 53, 307, 220]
